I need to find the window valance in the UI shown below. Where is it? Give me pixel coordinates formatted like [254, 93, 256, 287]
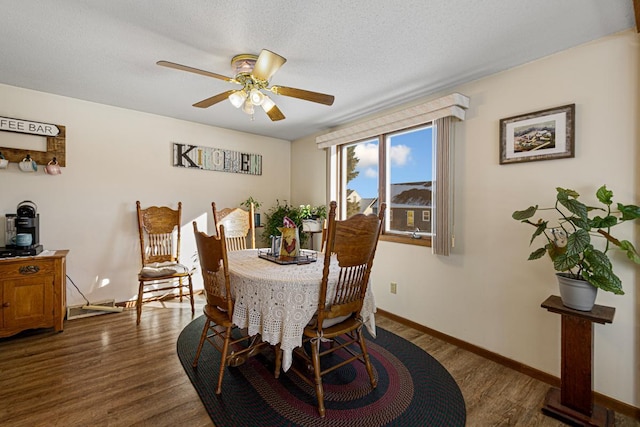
[316, 93, 469, 148]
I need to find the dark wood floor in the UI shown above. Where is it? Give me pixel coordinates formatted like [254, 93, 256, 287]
[0, 296, 638, 426]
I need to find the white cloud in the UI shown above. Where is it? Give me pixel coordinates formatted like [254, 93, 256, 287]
[390, 144, 411, 166]
[364, 167, 377, 178]
[353, 142, 378, 168]
[352, 141, 411, 171]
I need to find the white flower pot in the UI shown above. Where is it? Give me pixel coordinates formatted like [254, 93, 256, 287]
[302, 219, 323, 232]
[556, 273, 597, 311]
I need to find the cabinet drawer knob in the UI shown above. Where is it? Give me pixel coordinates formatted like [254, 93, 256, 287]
[2, 302, 9, 308]
[19, 265, 40, 275]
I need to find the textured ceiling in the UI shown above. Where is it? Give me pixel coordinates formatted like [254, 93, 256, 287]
[0, 0, 636, 141]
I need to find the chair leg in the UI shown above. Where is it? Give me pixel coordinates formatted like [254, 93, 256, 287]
[192, 319, 211, 368]
[188, 276, 195, 316]
[357, 329, 377, 389]
[179, 276, 184, 302]
[310, 339, 326, 418]
[136, 281, 144, 325]
[274, 343, 282, 378]
[216, 326, 232, 394]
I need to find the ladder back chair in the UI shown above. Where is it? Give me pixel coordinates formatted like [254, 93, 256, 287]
[135, 201, 194, 325]
[284, 200, 386, 417]
[212, 202, 255, 251]
[192, 222, 263, 394]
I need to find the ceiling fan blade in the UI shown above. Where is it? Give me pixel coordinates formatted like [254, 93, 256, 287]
[157, 60, 235, 82]
[193, 90, 237, 108]
[270, 85, 335, 106]
[264, 104, 285, 121]
[252, 50, 286, 81]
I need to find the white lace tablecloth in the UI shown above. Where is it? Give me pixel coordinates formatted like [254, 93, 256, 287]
[228, 249, 377, 372]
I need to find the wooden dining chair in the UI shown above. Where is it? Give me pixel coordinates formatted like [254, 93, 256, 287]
[135, 201, 194, 325]
[212, 202, 255, 251]
[283, 200, 386, 417]
[192, 222, 262, 394]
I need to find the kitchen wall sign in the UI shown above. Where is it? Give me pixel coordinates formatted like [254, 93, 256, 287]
[0, 116, 66, 166]
[173, 143, 262, 175]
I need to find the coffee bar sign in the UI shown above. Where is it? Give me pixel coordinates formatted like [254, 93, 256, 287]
[0, 117, 60, 137]
[173, 143, 262, 175]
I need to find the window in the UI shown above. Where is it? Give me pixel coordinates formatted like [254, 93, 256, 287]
[338, 125, 433, 245]
[406, 211, 415, 228]
[318, 93, 469, 253]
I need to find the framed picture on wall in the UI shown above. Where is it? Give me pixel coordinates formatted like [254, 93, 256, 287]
[499, 104, 575, 165]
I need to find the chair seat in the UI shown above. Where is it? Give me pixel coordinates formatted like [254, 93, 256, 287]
[139, 262, 190, 278]
[305, 313, 352, 330]
[303, 316, 361, 339]
[203, 304, 234, 328]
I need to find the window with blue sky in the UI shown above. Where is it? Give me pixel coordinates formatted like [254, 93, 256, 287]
[341, 125, 433, 234]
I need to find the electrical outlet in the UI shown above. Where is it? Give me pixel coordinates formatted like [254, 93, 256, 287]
[390, 282, 397, 294]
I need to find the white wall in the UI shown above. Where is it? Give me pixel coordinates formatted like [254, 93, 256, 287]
[291, 134, 329, 249]
[0, 84, 291, 305]
[292, 30, 640, 407]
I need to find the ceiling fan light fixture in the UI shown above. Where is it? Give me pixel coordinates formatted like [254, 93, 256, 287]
[261, 95, 276, 113]
[228, 90, 247, 108]
[249, 89, 265, 106]
[242, 100, 255, 115]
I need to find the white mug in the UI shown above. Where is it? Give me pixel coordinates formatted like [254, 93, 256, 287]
[18, 157, 37, 172]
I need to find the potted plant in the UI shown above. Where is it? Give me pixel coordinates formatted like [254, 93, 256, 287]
[240, 196, 262, 226]
[262, 200, 308, 247]
[512, 185, 640, 311]
[300, 204, 327, 232]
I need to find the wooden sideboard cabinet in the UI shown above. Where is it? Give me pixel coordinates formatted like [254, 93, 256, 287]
[0, 250, 68, 338]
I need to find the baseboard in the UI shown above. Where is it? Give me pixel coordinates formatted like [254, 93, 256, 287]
[376, 308, 640, 421]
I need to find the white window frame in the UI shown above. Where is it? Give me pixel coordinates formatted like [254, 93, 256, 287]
[320, 93, 469, 254]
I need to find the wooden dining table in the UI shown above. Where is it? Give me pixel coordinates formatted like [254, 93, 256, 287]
[227, 249, 377, 373]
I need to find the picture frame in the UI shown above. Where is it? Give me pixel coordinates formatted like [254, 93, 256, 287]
[499, 104, 575, 165]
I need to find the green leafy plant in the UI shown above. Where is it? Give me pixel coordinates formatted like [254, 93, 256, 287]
[262, 200, 307, 247]
[240, 196, 261, 211]
[299, 204, 327, 220]
[512, 185, 640, 295]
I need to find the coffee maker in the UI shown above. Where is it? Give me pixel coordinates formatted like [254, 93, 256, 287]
[2, 200, 43, 257]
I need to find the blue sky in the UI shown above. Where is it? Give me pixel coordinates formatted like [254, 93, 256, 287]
[348, 126, 433, 198]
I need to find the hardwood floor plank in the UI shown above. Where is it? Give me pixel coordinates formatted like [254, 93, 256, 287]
[0, 297, 637, 426]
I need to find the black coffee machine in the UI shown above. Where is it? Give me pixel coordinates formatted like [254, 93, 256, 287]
[2, 200, 43, 257]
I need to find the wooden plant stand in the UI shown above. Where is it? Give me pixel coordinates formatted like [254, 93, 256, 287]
[541, 295, 615, 427]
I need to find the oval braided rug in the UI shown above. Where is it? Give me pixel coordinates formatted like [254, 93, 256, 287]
[177, 315, 466, 427]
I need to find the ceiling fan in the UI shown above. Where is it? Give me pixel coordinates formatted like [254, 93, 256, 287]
[157, 49, 335, 121]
